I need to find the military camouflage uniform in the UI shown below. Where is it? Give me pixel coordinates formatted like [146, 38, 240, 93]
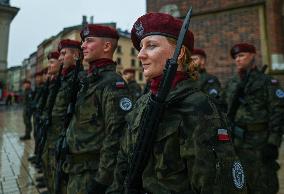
[198, 70, 221, 98]
[63, 63, 132, 194]
[107, 78, 247, 194]
[127, 80, 142, 101]
[41, 78, 58, 193]
[32, 84, 45, 152]
[222, 68, 284, 194]
[22, 88, 34, 137]
[45, 69, 76, 194]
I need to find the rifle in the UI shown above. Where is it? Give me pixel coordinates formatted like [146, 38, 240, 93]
[260, 64, 268, 73]
[55, 57, 82, 194]
[124, 8, 193, 193]
[34, 77, 50, 156]
[36, 64, 63, 164]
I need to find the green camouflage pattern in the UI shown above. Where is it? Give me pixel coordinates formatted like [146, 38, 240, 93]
[40, 79, 60, 193]
[107, 79, 247, 194]
[198, 70, 221, 98]
[127, 80, 142, 101]
[63, 64, 132, 191]
[47, 70, 75, 148]
[67, 170, 96, 194]
[33, 84, 44, 109]
[222, 68, 284, 194]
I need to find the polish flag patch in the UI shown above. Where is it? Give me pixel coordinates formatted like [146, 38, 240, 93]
[116, 81, 125, 88]
[217, 128, 230, 141]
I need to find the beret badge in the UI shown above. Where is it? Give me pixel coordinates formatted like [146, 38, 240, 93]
[134, 21, 144, 37]
[83, 27, 90, 37]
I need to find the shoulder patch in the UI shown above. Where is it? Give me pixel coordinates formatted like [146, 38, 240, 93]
[119, 97, 132, 111]
[208, 78, 215, 83]
[271, 79, 278, 84]
[217, 128, 230, 141]
[275, 89, 284, 98]
[116, 81, 125, 89]
[232, 161, 245, 189]
[208, 88, 218, 96]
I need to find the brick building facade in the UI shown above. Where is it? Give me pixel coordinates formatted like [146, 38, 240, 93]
[146, 0, 284, 86]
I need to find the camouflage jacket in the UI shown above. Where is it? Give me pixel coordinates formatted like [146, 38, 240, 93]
[198, 70, 221, 98]
[47, 69, 76, 146]
[33, 84, 44, 109]
[107, 79, 247, 194]
[128, 80, 142, 101]
[64, 63, 132, 186]
[222, 68, 284, 148]
[23, 88, 34, 114]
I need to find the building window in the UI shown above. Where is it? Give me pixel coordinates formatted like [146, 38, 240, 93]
[117, 57, 121, 65]
[131, 59, 136, 67]
[117, 45, 122, 54]
[139, 72, 143, 81]
[131, 48, 136, 56]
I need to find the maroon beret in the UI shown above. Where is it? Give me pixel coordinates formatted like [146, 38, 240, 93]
[47, 51, 60, 60]
[34, 71, 43, 77]
[230, 43, 256, 59]
[131, 12, 194, 51]
[58, 39, 81, 52]
[23, 79, 31, 84]
[80, 24, 119, 41]
[123, 68, 135, 74]
[191, 48, 206, 58]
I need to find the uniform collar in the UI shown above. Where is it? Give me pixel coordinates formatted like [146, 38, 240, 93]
[150, 71, 188, 95]
[88, 58, 116, 75]
[62, 65, 75, 77]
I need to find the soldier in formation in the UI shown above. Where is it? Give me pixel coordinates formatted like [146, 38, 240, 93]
[222, 43, 284, 194]
[20, 79, 34, 140]
[60, 24, 132, 194]
[190, 48, 221, 98]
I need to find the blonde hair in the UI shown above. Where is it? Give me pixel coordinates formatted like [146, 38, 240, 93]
[166, 37, 199, 80]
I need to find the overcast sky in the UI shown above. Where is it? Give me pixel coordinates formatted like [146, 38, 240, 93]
[7, 0, 146, 67]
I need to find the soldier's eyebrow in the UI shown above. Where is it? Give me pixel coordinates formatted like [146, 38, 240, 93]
[85, 37, 95, 42]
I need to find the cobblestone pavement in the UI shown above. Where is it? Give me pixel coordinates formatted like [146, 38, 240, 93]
[0, 105, 47, 194]
[0, 105, 284, 193]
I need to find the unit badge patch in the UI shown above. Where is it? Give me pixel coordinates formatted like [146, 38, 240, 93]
[232, 161, 245, 189]
[275, 89, 284, 98]
[119, 97, 132, 111]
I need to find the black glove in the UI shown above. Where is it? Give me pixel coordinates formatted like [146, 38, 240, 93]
[87, 179, 108, 194]
[261, 144, 279, 162]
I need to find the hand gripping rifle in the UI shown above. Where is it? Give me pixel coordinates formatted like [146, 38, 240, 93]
[36, 64, 63, 164]
[55, 57, 82, 194]
[124, 8, 193, 194]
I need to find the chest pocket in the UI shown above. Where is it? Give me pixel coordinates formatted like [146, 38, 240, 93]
[76, 84, 100, 125]
[243, 79, 267, 108]
[153, 118, 185, 179]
